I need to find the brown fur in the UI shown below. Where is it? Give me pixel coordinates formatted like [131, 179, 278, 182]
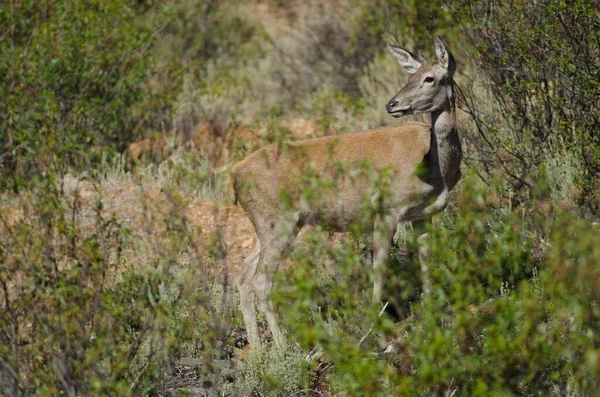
[233, 122, 433, 230]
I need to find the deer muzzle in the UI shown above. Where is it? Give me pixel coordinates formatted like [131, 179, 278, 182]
[385, 99, 411, 118]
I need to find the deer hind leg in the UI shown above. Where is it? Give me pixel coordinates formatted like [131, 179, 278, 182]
[372, 215, 399, 304]
[253, 216, 302, 347]
[237, 240, 261, 347]
[412, 218, 432, 297]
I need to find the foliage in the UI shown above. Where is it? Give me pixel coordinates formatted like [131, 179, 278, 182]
[456, 0, 600, 214]
[221, 344, 310, 397]
[0, 0, 173, 190]
[352, 0, 460, 56]
[0, 172, 233, 395]
[276, 175, 599, 395]
[1, 0, 600, 395]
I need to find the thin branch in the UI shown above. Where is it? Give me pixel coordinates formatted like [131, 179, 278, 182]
[287, 389, 325, 397]
[9, 0, 15, 91]
[129, 349, 158, 392]
[0, 212, 25, 258]
[358, 301, 388, 348]
[21, 18, 40, 61]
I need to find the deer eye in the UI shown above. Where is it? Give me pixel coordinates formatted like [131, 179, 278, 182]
[424, 76, 435, 83]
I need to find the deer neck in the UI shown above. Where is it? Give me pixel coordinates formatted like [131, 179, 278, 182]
[429, 86, 462, 189]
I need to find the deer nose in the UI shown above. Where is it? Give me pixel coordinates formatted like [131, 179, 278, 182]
[386, 101, 398, 113]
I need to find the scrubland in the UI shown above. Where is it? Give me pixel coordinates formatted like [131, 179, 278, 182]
[1, 0, 600, 395]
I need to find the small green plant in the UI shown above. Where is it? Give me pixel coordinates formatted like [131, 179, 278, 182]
[221, 344, 310, 397]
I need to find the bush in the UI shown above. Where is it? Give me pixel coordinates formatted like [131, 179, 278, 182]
[221, 344, 310, 397]
[273, 173, 599, 395]
[0, 1, 174, 189]
[0, 172, 233, 395]
[457, 0, 600, 214]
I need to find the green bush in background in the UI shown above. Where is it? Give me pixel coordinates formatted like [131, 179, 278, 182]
[455, 0, 600, 215]
[0, 1, 170, 189]
[0, 172, 234, 395]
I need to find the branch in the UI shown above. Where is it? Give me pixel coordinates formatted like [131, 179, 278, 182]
[287, 389, 325, 397]
[358, 301, 388, 348]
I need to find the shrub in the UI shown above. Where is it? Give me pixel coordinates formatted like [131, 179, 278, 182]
[456, 0, 600, 214]
[272, 172, 599, 395]
[221, 344, 310, 397]
[0, 1, 173, 189]
[0, 171, 232, 395]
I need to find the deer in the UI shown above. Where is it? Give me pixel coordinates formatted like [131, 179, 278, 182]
[232, 37, 462, 347]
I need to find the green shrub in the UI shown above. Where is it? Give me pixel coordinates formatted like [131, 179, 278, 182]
[456, 0, 600, 214]
[0, 172, 232, 395]
[222, 344, 310, 397]
[271, 172, 599, 396]
[0, 1, 174, 189]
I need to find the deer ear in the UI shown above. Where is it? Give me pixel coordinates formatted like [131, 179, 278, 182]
[387, 43, 422, 74]
[435, 36, 456, 75]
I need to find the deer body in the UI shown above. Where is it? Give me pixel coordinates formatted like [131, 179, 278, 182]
[234, 122, 443, 227]
[233, 37, 461, 347]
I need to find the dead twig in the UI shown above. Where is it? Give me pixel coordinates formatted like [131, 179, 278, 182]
[358, 301, 388, 348]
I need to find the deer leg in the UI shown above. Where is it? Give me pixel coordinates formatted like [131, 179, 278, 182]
[253, 217, 301, 347]
[412, 218, 432, 297]
[372, 216, 398, 304]
[237, 241, 261, 347]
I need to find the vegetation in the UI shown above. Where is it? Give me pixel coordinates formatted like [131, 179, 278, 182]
[455, 0, 600, 215]
[1, 0, 599, 395]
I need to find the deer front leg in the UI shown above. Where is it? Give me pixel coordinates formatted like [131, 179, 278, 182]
[372, 216, 398, 304]
[412, 218, 432, 297]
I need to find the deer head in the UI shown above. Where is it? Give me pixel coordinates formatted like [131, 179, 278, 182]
[385, 37, 456, 118]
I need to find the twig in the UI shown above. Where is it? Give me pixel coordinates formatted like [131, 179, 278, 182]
[305, 345, 320, 362]
[0, 212, 26, 258]
[358, 301, 388, 348]
[21, 18, 39, 60]
[10, 0, 15, 91]
[287, 389, 325, 397]
[129, 351, 157, 392]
